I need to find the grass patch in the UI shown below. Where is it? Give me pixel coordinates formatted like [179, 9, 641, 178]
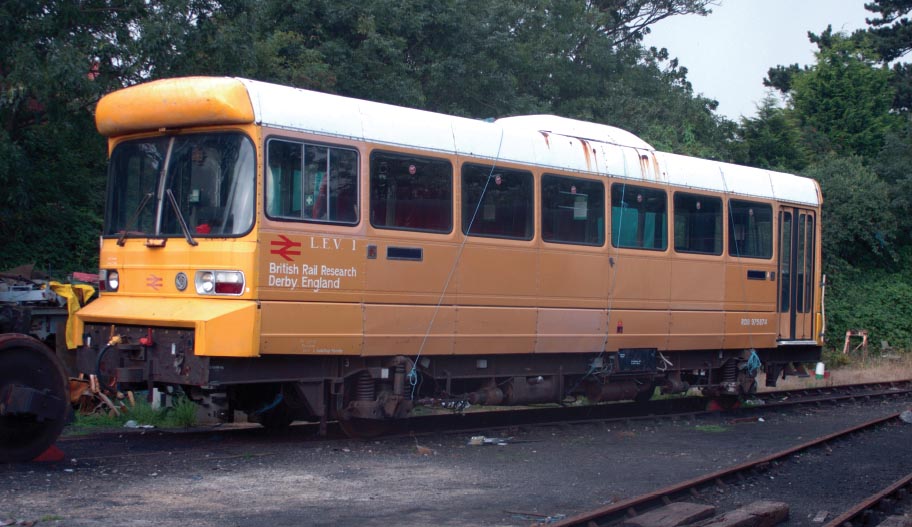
[695, 424, 729, 433]
[69, 395, 197, 432]
[758, 350, 912, 392]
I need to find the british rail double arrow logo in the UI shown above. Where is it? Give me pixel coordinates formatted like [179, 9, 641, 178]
[270, 235, 302, 261]
[146, 274, 163, 291]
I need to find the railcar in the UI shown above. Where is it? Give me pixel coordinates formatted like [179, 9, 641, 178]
[74, 77, 823, 432]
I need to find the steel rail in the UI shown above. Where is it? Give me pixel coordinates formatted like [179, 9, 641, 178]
[54, 379, 912, 445]
[823, 470, 912, 527]
[548, 412, 903, 527]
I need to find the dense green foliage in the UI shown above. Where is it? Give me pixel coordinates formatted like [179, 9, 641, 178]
[801, 157, 895, 272]
[0, 0, 226, 273]
[0, 0, 720, 274]
[824, 249, 912, 351]
[1, 0, 910, 350]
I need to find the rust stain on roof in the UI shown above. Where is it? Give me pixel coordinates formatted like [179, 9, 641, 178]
[638, 153, 649, 179]
[580, 139, 592, 170]
[540, 131, 551, 148]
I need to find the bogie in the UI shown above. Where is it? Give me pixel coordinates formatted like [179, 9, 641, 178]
[0, 334, 70, 463]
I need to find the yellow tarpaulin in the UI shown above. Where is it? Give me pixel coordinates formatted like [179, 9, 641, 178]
[48, 282, 96, 349]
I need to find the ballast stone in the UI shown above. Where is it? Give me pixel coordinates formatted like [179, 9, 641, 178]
[877, 515, 912, 527]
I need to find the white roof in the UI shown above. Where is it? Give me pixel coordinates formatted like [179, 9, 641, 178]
[239, 78, 820, 207]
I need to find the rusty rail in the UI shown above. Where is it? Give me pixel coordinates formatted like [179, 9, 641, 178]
[56, 379, 912, 444]
[823, 470, 912, 527]
[548, 412, 903, 527]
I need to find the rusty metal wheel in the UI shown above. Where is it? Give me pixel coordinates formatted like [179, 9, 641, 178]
[0, 334, 70, 463]
[257, 404, 294, 429]
[633, 382, 656, 403]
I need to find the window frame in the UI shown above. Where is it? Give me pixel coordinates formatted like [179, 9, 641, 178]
[264, 136, 361, 226]
[369, 150, 454, 234]
[672, 191, 724, 256]
[610, 182, 668, 251]
[105, 131, 258, 239]
[540, 173, 606, 247]
[727, 199, 774, 259]
[461, 162, 535, 241]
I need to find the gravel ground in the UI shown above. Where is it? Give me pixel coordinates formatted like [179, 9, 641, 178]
[703, 418, 912, 527]
[1, 397, 911, 527]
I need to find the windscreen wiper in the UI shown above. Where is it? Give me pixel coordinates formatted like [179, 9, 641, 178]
[116, 192, 154, 247]
[165, 189, 199, 246]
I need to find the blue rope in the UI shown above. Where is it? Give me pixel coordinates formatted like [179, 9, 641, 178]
[253, 393, 283, 415]
[408, 366, 419, 399]
[745, 349, 761, 377]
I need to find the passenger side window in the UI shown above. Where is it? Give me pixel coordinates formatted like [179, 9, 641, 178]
[266, 139, 359, 224]
[728, 199, 773, 258]
[611, 183, 667, 250]
[369, 152, 452, 233]
[541, 174, 604, 246]
[462, 164, 534, 240]
[674, 192, 722, 255]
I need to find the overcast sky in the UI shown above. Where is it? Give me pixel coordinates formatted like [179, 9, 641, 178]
[642, 0, 872, 121]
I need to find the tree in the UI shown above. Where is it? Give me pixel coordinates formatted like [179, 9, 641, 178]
[737, 94, 807, 171]
[858, 1, 912, 111]
[802, 156, 896, 272]
[763, 63, 804, 94]
[789, 33, 897, 159]
[863, 0, 912, 61]
[0, 0, 224, 273]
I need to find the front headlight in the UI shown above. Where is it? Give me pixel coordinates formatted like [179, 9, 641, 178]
[195, 270, 244, 295]
[100, 269, 120, 292]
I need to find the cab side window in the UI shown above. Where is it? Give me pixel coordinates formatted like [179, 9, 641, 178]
[266, 139, 359, 224]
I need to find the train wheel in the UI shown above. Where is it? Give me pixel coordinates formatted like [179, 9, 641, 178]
[0, 335, 70, 463]
[633, 382, 656, 403]
[257, 405, 294, 430]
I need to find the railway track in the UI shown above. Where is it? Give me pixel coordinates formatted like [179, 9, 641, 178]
[6, 379, 911, 527]
[546, 409, 912, 527]
[51, 379, 912, 452]
[824, 469, 912, 527]
[42, 381, 912, 472]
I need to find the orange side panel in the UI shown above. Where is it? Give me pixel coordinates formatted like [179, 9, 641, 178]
[535, 308, 608, 353]
[722, 312, 778, 349]
[456, 245, 540, 307]
[259, 301, 363, 355]
[454, 306, 537, 355]
[667, 311, 724, 350]
[538, 250, 609, 309]
[362, 304, 456, 356]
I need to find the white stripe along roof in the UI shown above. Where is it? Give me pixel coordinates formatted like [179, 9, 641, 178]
[240, 78, 820, 207]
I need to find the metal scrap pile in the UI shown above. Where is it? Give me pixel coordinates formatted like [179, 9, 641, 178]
[69, 375, 134, 417]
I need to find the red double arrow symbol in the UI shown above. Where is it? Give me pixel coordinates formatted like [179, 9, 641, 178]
[146, 274, 163, 291]
[270, 234, 302, 261]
